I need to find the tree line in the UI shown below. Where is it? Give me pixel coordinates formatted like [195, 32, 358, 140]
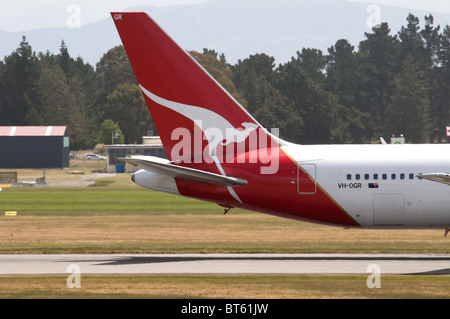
[228, 13, 450, 144]
[0, 13, 449, 149]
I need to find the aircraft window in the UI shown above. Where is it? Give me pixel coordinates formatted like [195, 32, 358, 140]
[400, 173, 405, 180]
[347, 174, 351, 180]
[409, 173, 414, 180]
[391, 174, 396, 180]
[382, 174, 387, 180]
[355, 174, 361, 180]
[364, 174, 369, 180]
[373, 174, 378, 180]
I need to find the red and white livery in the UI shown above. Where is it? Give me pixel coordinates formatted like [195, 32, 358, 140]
[112, 12, 450, 232]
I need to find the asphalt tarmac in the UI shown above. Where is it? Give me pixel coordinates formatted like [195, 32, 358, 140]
[1, 253, 449, 275]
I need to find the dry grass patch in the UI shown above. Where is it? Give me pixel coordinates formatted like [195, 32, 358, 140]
[0, 167, 448, 254]
[0, 275, 449, 299]
[0, 213, 447, 253]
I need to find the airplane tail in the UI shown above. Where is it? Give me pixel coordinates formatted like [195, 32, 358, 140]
[110, 12, 358, 226]
[111, 12, 282, 165]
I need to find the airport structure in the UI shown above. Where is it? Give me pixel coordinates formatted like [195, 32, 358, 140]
[0, 126, 69, 169]
[106, 135, 166, 173]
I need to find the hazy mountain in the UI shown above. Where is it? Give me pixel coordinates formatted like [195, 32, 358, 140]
[1, 0, 449, 66]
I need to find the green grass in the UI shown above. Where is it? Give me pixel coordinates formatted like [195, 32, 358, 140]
[1, 186, 219, 215]
[0, 183, 449, 254]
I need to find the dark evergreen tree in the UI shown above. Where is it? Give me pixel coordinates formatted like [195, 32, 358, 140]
[421, 15, 443, 142]
[292, 48, 327, 84]
[326, 40, 362, 109]
[105, 83, 153, 144]
[385, 56, 430, 143]
[95, 45, 137, 96]
[0, 36, 41, 125]
[231, 54, 303, 142]
[231, 53, 277, 98]
[398, 14, 425, 66]
[435, 25, 450, 142]
[277, 61, 346, 144]
[359, 23, 401, 138]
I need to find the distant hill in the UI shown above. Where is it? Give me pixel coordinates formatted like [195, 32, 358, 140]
[1, 0, 449, 66]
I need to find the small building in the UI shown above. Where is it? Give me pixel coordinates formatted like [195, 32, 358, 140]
[106, 136, 167, 173]
[0, 126, 69, 168]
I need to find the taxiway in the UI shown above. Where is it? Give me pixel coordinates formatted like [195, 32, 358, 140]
[0, 254, 449, 275]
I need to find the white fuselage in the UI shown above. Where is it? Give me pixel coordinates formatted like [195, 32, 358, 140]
[284, 143, 450, 229]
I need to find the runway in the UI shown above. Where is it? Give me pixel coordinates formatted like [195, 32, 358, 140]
[1, 254, 450, 275]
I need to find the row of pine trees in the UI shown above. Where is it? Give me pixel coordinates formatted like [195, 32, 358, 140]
[0, 13, 449, 149]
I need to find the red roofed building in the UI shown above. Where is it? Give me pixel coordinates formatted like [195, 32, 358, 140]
[0, 126, 69, 168]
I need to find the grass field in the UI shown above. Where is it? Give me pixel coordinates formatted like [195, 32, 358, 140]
[0, 176, 448, 254]
[0, 167, 449, 299]
[1, 275, 449, 299]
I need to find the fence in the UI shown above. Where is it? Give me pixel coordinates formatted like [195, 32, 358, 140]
[0, 172, 17, 183]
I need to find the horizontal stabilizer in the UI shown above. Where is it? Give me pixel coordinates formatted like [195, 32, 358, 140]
[417, 173, 450, 185]
[120, 156, 247, 187]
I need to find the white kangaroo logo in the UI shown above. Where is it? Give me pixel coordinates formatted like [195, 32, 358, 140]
[220, 122, 259, 146]
[140, 85, 258, 204]
[139, 85, 257, 152]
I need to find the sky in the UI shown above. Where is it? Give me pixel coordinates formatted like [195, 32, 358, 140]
[0, 0, 211, 32]
[349, 0, 450, 14]
[2, 0, 450, 32]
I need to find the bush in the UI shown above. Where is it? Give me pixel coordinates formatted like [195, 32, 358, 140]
[94, 144, 108, 155]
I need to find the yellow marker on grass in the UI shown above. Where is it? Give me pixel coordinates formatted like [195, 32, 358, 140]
[5, 211, 17, 216]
